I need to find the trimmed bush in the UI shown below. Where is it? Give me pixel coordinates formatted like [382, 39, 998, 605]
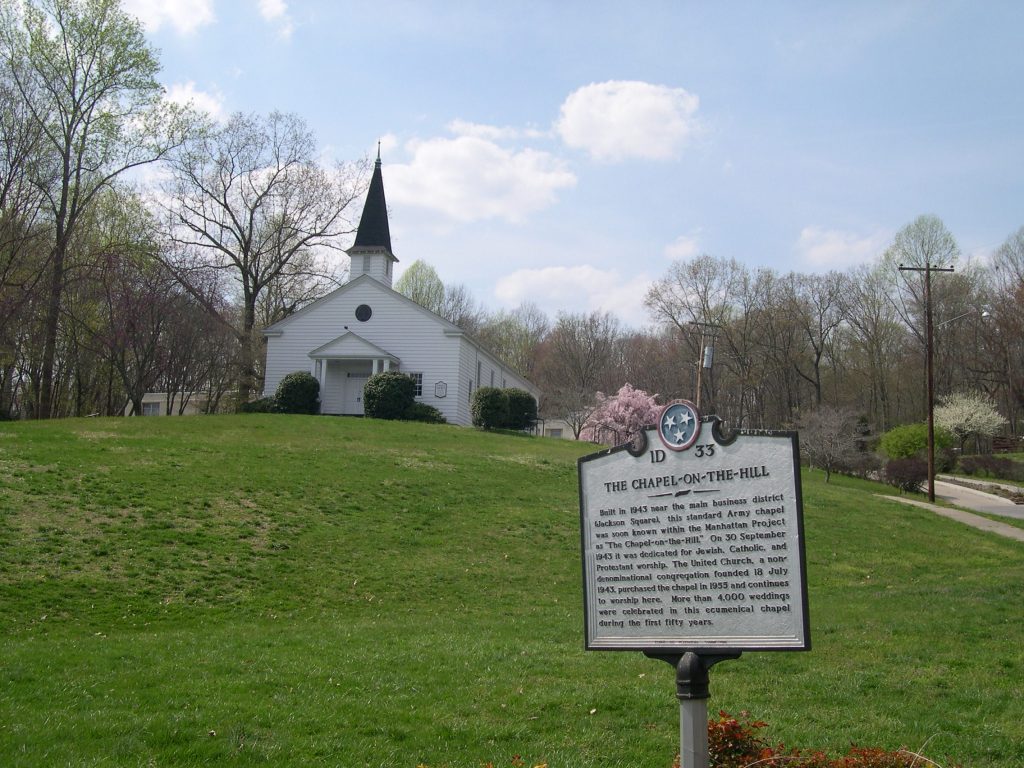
[504, 388, 538, 430]
[363, 372, 416, 420]
[471, 387, 509, 430]
[404, 402, 446, 424]
[274, 371, 320, 414]
[835, 451, 882, 480]
[884, 457, 927, 493]
[959, 454, 1024, 481]
[237, 396, 278, 414]
[879, 422, 952, 459]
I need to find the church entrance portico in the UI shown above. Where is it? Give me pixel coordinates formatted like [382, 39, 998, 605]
[310, 333, 400, 415]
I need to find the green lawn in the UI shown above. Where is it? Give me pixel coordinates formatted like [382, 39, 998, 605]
[1, 416, 1022, 767]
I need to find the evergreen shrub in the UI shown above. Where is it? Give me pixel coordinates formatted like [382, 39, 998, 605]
[404, 402, 446, 424]
[274, 371, 320, 414]
[364, 372, 416, 420]
[471, 387, 509, 429]
[237, 397, 278, 413]
[504, 388, 538, 430]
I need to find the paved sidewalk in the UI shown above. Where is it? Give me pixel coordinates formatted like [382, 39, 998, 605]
[937, 474, 1024, 500]
[882, 493, 1024, 543]
[933, 478, 1024, 520]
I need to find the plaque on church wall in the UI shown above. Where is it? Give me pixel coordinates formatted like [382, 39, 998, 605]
[578, 402, 810, 653]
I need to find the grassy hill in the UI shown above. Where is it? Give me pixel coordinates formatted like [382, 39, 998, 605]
[1, 415, 1022, 767]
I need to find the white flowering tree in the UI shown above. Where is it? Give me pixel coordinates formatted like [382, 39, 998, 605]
[934, 392, 1006, 453]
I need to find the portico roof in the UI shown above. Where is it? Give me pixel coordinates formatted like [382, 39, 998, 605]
[308, 331, 399, 362]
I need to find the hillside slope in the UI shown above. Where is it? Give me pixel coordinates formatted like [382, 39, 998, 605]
[1, 415, 1021, 766]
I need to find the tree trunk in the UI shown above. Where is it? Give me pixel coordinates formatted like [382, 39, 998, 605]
[38, 245, 65, 419]
[235, 298, 258, 404]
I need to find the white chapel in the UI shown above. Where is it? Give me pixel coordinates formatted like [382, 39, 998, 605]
[261, 155, 539, 425]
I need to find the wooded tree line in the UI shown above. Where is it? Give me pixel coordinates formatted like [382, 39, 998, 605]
[2, 1, 1022, 437]
[409, 216, 1023, 441]
[544, 219, 1024, 442]
[0, 0, 365, 418]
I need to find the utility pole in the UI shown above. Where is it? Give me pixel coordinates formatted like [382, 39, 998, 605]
[898, 262, 954, 502]
[689, 321, 719, 411]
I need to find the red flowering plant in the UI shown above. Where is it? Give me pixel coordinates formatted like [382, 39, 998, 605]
[670, 712, 955, 768]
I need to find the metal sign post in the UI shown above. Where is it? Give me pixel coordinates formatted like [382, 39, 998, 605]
[578, 401, 810, 768]
[644, 652, 739, 768]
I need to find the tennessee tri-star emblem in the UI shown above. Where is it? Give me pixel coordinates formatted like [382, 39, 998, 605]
[657, 400, 701, 451]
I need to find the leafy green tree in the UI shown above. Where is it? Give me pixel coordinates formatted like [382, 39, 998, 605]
[394, 260, 445, 314]
[394, 259, 482, 332]
[0, 0, 193, 417]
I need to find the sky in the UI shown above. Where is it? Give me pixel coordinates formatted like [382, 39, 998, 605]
[124, 0, 1024, 328]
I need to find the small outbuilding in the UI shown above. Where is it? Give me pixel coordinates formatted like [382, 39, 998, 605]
[261, 155, 539, 426]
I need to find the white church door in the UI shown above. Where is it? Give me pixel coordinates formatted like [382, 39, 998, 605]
[342, 371, 371, 415]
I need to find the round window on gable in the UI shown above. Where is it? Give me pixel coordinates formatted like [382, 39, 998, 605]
[355, 304, 372, 322]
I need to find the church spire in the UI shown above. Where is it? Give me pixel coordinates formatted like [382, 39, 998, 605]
[353, 153, 392, 251]
[348, 146, 398, 287]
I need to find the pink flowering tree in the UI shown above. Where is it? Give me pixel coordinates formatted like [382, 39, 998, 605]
[581, 384, 661, 445]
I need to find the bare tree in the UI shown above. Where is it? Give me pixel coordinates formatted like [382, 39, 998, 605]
[615, 329, 686, 402]
[837, 264, 910, 431]
[536, 310, 620, 436]
[0, 53, 46, 416]
[799, 406, 863, 482]
[158, 111, 365, 402]
[159, 291, 235, 415]
[977, 232, 1024, 431]
[788, 271, 844, 407]
[476, 302, 550, 379]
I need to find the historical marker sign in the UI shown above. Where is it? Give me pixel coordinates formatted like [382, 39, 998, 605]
[579, 402, 810, 653]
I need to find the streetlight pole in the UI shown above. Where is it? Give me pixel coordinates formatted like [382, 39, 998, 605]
[899, 262, 954, 502]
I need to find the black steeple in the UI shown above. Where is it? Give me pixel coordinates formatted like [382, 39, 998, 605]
[353, 149, 392, 252]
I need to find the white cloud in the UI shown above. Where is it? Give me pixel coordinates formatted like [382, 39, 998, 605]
[123, 0, 214, 35]
[164, 81, 226, 122]
[796, 226, 889, 270]
[556, 80, 700, 162]
[495, 266, 653, 327]
[665, 234, 701, 261]
[257, 0, 293, 39]
[386, 136, 576, 223]
[448, 120, 547, 142]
